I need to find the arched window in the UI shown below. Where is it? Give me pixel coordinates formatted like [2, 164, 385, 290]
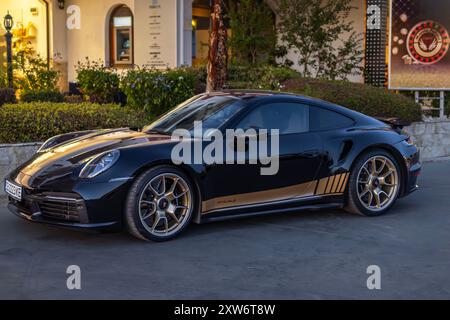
[109, 5, 133, 66]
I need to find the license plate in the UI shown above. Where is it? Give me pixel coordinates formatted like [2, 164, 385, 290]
[5, 180, 22, 201]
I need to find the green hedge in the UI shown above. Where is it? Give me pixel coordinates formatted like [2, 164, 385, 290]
[225, 65, 421, 122]
[226, 65, 421, 122]
[282, 78, 422, 123]
[0, 103, 151, 144]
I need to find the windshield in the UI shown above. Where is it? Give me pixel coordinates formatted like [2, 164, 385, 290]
[143, 94, 246, 134]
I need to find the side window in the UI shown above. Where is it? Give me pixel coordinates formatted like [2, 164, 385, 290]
[310, 107, 354, 131]
[236, 103, 310, 134]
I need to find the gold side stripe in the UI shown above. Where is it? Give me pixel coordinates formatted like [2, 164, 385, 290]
[337, 173, 347, 192]
[202, 180, 318, 213]
[316, 177, 329, 195]
[325, 175, 335, 194]
[340, 173, 350, 193]
[331, 174, 342, 193]
[338, 174, 345, 192]
[201, 172, 350, 214]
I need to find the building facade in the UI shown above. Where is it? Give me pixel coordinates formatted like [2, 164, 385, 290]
[1, 0, 386, 91]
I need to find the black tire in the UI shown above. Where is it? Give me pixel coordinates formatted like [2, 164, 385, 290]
[345, 149, 402, 217]
[125, 165, 196, 241]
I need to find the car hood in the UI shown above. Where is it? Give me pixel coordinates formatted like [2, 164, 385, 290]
[13, 128, 171, 188]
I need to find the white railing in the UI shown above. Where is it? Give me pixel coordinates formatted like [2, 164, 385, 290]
[414, 91, 447, 119]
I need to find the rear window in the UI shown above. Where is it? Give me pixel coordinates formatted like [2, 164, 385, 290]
[310, 107, 354, 131]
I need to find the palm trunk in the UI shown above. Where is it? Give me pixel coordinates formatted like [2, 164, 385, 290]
[206, 0, 228, 92]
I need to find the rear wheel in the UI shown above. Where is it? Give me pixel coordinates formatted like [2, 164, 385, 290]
[345, 149, 401, 216]
[125, 166, 195, 241]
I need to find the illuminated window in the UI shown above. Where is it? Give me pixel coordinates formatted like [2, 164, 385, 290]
[109, 5, 133, 66]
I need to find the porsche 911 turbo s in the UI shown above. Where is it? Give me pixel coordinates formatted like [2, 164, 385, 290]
[4, 91, 421, 241]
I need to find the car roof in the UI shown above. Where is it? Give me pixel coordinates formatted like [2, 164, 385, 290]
[207, 90, 335, 105]
[208, 89, 341, 108]
[208, 89, 293, 98]
[205, 90, 380, 126]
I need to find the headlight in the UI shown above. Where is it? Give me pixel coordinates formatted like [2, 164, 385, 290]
[79, 150, 120, 179]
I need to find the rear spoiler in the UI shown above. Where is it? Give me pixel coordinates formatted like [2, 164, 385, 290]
[375, 117, 410, 134]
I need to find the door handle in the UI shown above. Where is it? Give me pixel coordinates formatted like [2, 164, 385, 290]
[300, 150, 321, 158]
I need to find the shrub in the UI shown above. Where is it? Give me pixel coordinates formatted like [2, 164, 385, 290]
[13, 45, 59, 93]
[282, 77, 422, 122]
[20, 90, 64, 103]
[228, 64, 300, 90]
[76, 58, 120, 104]
[0, 102, 151, 143]
[0, 88, 17, 106]
[121, 67, 195, 117]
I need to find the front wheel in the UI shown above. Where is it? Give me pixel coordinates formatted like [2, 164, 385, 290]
[345, 150, 401, 216]
[125, 166, 195, 241]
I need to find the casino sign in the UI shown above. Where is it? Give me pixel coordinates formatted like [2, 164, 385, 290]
[407, 20, 450, 65]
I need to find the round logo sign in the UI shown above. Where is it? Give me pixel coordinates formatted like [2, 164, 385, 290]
[407, 20, 450, 65]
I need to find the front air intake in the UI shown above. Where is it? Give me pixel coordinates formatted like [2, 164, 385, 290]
[38, 197, 84, 222]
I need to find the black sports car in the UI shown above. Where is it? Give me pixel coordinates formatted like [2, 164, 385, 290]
[4, 91, 421, 241]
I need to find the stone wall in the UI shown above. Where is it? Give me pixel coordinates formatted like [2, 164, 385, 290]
[0, 143, 41, 195]
[404, 120, 450, 161]
[0, 120, 449, 195]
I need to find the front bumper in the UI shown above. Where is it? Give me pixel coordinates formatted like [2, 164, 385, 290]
[5, 176, 131, 231]
[8, 203, 119, 231]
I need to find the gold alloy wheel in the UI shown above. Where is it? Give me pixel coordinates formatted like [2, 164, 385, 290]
[356, 155, 399, 212]
[138, 173, 192, 237]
